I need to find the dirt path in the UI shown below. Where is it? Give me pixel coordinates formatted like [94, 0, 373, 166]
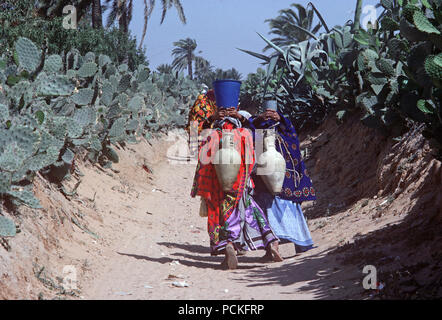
[79, 134, 363, 300]
[1, 121, 438, 300]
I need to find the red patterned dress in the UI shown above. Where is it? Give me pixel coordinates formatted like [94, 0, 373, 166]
[191, 121, 278, 255]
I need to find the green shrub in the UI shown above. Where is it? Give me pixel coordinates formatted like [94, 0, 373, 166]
[0, 37, 199, 210]
[241, 0, 442, 158]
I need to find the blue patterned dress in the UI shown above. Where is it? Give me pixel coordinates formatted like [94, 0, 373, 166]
[248, 113, 316, 252]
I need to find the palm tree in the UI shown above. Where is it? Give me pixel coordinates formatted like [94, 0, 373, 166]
[264, 3, 321, 50]
[104, 0, 133, 33]
[36, 0, 94, 23]
[157, 63, 174, 74]
[102, 0, 186, 49]
[171, 38, 197, 80]
[214, 68, 242, 81]
[138, 0, 186, 49]
[92, 0, 103, 28]
[194, 56, 212, 80]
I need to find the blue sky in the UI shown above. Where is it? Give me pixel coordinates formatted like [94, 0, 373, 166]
[125, 0, 380, 77]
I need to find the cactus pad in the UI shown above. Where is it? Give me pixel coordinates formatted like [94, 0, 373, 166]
[118, 74, 132, 92]
[43, 55, 63, 73]
[65, 118, 84, 139]
[84, 52, 96, 62]
[402, 4, 419, 23]
[61, 148, 75, 164]
[0, 103, 8, 123]
[72, 88, 94, 105]
[37, 74, 75, 96]
[128, 95, 145, 112]
[376, 58, 396, 77]
[7, 186, 42, 209]
[99, 54, 112, 67]
[101, 80, 115, 106]
[77, 62, 98, 78]
[137, 68, 150, 83]
[118, 64, 129, 73]
[413, 10, 440, 35]
[425, 54, 442, 79]
[0, 216, 16, 237]
[0, 172, 11, 194]
[73, 107, 96, 127]
[15, 37, 41, 73]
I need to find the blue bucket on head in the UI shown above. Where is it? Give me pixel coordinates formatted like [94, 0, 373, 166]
[213, 80, 242, 109]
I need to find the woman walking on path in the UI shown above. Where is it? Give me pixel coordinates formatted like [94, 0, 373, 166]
[186, 89, 218, 157]
[190, 84, 282, 270]
[249, 101, 316, 261]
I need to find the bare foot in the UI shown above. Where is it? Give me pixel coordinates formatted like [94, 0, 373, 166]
[224, 243, 238, 270]
[270, 242, 284, 262]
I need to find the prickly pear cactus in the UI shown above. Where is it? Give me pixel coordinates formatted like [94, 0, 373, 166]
[412, 10, 441, 35]
[7, 186, 42, 208]
[71, 88, 94, 106]
[118, 74, 132, 92]
[15, 37, 41, 73]
[0, 35, 201, 212]
[402, 4, 419, 23]
[101, 80, 115, 106]
[0, 216, 16, 237]
[425, 54, 442, 80]
[37, 74, 75, 96]
[43, 55, 63, 73]
[0, 172, 11, 194]
[98, 54, 112, 67]
[77, 62, 98, 78]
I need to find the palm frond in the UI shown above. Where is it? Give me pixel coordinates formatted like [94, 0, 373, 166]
[172, 0, 186, 24]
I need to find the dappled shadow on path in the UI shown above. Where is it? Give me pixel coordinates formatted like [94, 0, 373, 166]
[232, 248, 364, 299]
[117, 251, 219, 269]
[157, 242, 209, 254]
[117, 240, 270, 270]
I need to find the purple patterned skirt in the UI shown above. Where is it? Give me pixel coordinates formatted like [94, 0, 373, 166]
[210, 184, 279, 256]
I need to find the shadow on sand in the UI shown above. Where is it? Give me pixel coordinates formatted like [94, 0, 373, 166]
[117, 240, 364, 299]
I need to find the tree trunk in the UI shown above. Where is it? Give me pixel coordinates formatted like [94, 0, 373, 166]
[118, 0, 128, 33]
[92, 0, 103, 29]
[188, 52, 193, 80]
[353, 0, 363, 32]
[138, 0, 149, 50]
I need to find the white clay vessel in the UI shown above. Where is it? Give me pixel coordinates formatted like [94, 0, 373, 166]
[258, 128, 286, 195]
[213, 132, 241, 192]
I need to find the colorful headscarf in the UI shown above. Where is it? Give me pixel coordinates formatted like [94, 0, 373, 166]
[248, 112, 316, 203]
[186, 89, 217, 136]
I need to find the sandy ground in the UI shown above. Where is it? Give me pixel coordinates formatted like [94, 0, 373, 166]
[76, 130, 400, 300]
[80, 137, 337, 300]
[1, 116, 440, 300]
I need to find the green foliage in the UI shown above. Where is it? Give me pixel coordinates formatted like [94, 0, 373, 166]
[241, 0, 442, 158]
[0, 215, 16, 237]
[77, 62, 98, 78]
[0, 37, 200, 210]
[15, 37, 42, 73]
[0, 13, 147, 70]
[43, 54, 63, 73]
